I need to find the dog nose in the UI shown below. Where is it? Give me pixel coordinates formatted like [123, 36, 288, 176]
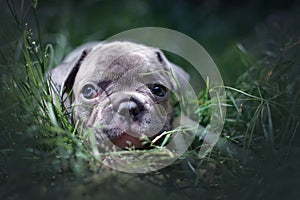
[117, 98, 143, 121]
[128, 102, 140, 118]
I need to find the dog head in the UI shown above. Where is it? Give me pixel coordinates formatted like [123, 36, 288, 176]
[50, 41, 189, 150]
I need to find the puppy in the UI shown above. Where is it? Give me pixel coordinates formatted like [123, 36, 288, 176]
[50, 41, 189, 151]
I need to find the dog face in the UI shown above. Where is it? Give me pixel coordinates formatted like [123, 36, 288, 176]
[50, 41, 189, 150]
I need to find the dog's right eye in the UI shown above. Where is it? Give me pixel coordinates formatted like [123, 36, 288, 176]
[82, 84, 98, 99]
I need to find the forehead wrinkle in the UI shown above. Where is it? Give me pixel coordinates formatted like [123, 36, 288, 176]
[99, 53, 149, 82]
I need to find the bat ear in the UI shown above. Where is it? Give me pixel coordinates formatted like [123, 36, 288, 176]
[50, 49, 90, 97]
[49, 42, 98, 104]
[169, 62, 190, 95]
[155, 50, 190, 96]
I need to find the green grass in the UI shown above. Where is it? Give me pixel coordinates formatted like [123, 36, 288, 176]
[1, 0, 300, 199]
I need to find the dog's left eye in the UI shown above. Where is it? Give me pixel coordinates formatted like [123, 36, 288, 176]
[151, 84, 167, 97]
[82, 84, 98, 99]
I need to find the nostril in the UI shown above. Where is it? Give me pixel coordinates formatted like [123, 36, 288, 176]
[129, 103, 140, 118]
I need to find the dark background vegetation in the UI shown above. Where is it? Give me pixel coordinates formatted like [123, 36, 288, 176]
[1, 0, 300, 199]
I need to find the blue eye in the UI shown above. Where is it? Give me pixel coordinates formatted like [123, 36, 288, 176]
[82, 84, 98, 99]
[151, 84, 167, 97]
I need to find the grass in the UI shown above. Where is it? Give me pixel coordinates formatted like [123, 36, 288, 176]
[1, 0, 300, 199]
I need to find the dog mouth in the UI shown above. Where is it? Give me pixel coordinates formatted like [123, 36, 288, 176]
[100, 121, 171, 149]
[110, 132, 145, 149]
[101, 127, 145, 149]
